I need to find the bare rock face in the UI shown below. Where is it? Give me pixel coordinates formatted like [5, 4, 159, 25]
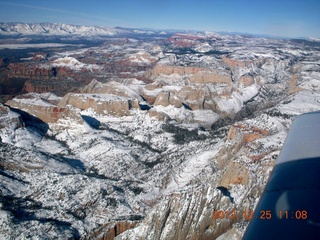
[149, 65, 202, 76]
[147, 108, 171, 122]
[5, 94, 81, 123]
[148, 65, 232, 84]
[58, 93, 139, 116]
[22, 79, 81, 96]
[189, 71, 231, 84]
[222, 57, 248, 69]
[216, 124, 269, 168]
[168, 34, 203, 48]
[116, 187, 236, 240]
[156, 86, 221, 112]
[87, 221, 138, 240]
[239, 75, 254, 86]
[287, 75, 303, 95]
[8, 63, 53, 80]
[6, 62, 94, 96]
[218, 162, 249, 188]
[144, 64, 238, 115]
[150, 86, 218, 111]
[175, 86, 212, 110]
[153, 91, 182, 108]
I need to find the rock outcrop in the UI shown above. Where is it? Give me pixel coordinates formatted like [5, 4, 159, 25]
[116, 187, 237, 240]
[217, 123, 270, 168]
[6, 94, 81, 123]
[87, 221, 138, 240]
[149, 65, 204, 75]
[6, 61, 97, 96]
[148, 65, 232, 84]
[218, 162, 249, 188]
[147, 108, 171, 122]
[153, 91, 182, 108]
[22, 79, 81, 96]
[58, 93, 140, 116]
[8, 63, 55, 80]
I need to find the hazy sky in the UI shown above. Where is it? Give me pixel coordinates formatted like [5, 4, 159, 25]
[0, 0, 319, 38]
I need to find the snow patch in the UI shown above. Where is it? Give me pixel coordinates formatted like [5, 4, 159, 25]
[52, 56, 100, 70]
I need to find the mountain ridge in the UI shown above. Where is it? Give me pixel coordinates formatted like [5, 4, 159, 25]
[0, 22, 311, 40]
[0, 22, 119, 36]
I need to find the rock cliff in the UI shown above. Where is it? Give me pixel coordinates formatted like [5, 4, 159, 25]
[58, 93, 139, 116]
[5, 93, 82, 123]
[87, 221, 138, 240]
[147, 65, 232, 84]
[5, 62, 93, 96]
[116, 187, 235, 240]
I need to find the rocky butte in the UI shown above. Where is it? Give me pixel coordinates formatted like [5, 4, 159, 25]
[0, 23, 320, 239]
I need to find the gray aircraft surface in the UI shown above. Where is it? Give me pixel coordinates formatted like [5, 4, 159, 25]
[243, 111, 320, 239]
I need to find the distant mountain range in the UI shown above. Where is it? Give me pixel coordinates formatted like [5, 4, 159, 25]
[0, 22, 119, 36]
[1, 22, 318, 41]
[0, 22, 172, 37]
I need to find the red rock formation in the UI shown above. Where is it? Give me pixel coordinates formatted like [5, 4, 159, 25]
[222, 57, 252, 69]
[148, 65, 232, 84]
[87, 221, 138, 240]
[7, 63, 56, 79]
[219, 162, 249, 188]
[168, 34, 203, 47]
[6, 96, 82, 123]
[239, 75, 254, 86]
[217, 124, 270, 168]
[5, 62, 94, 96]
[149, 65, 205, 76]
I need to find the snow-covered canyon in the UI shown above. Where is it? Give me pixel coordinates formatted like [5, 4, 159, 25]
[1, 25, 320, 239]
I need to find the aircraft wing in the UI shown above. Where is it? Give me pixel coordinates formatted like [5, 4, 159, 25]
[242, 111, 320, 239]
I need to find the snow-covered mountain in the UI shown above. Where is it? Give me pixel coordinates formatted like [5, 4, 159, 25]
[0, 22, 118, 36]
[0, 22, 173, 38]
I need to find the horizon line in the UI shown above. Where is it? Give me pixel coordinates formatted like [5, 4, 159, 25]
[0, 21, 316, 40]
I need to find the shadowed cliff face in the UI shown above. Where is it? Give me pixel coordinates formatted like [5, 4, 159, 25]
[5, 62, 94, 96]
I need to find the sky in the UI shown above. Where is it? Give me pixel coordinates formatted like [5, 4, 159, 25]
[0, 0, 319, 38]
